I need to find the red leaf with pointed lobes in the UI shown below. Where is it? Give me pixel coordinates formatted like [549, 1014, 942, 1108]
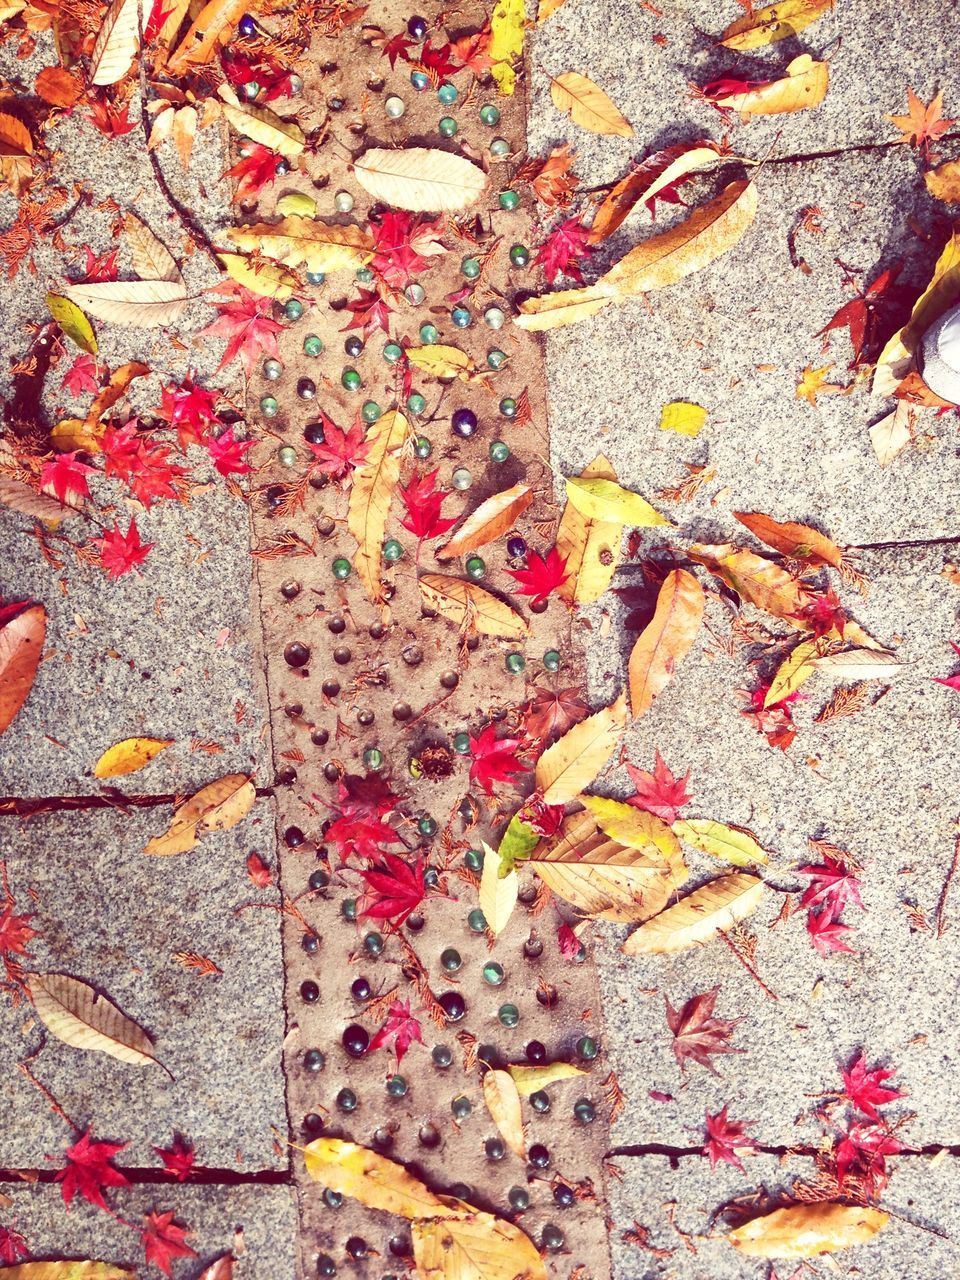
[665, 987, 743, 1075]
[158, 377, 220, 451]
[417, 39, 461, 78]
[888, 88, 956, 158]
[307, 413, 370, 483]
[815, 263, 901, 368]
[523, 685, 589, 744]
[80, 245, 119, 283]
[449, 27, 493, 76]
[0, 905, 37, 958]
[518, 794, 566, 837]
[505, 546, 570, 605]
[202, 283, 283, 379]
[792, 586, 846, 637]
[703, 1105, 757, 1172]
[101, 420, 141, 483]
[740, 683, 798, 751]
[86, 96, 138, 136]
[96, 519, 154, 578]
[208, 426, 254, 477]
[841, 1051, 904, 1121]
[835, 1120, 903, 1198]
[398, 469, 458, 541]
[798, 854, 864, 914]
[127, 443, 187, 509]
[806, 904, 855, 956]
[0, 1223, 28, 1265]
[468, 722, 529, 797]
[534, 217, 593, 284]
[625, 750, 692, 824]
[933, 639, 960, 691]
[557, 922, 581, 959]
[359, 854, 426, 929]
[367, 998, 424, 1065]
[55, 1129, 129, 1210]
[40, 450, 96, 504]
[246, 851, 273, 888]
[141, 1209, 197, 1276]
[61, 352, 100, 397]
[224, 143, 285, 202]
[370, 211, 445, 289]
[341, 287, 395, 338]
[320, 774, 404, 862]
[381, 30, 414, 67]
[152, 1133, 195, 1181]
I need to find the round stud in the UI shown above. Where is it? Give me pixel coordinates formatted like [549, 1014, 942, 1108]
[341, 897, 357, 921]
[385, 95, 406, 119]
[464, 848, 484, 871]
[419, 322, 439, 343]
[336, 1087, 357, 1112]
[410, 70, 430, 91]
[439, 990, 466, 1022]
[489, 440, 510, 463]
[284, 298, 304, 321]
[303, 334, 323, 357]
[479, 103, 501, 126]
[439, 669, 459, 689]
[440, 947, 462, 972]
[437, 82, 458, 105]
[351, 976, 372, 1001]
[509, 243, 530, 267]
[499, 190, 520, 211]
[461, 256, 481, 279]
[451, 1095, 472, 1120]
[363, 747, 384, 771]
[451, 467, 472, 490]
[498, 1003, 519, 1028]
[362, 401, 382, 422]
[345, 335, 364, 357]
[526, 1039, 547, 1064]
[304, 422, 325, 446]
[452, 732, 471, 755]
[554, 1183, 575, 1208]
[431, 1044, 453, 1068]
[332, 557, 351, 581]
[414, 435, 432, 458]
[574, 1097, 596, 1123]
[465, 555, 486, 581]
[241, 80, 260, 100]
[317, 1254, 336, 1275]
[383, 341, 403, 363]
[467, 907, 487, 932]
[407, 392, 427, 415]
[405, 283, 426, 305]
[277, 445, 297, 467]
[303, 1048, 325, 1072]
[508, 1186, 529, 1211]
[484, 305, 506, 329]
[485, 1137, 505, 1161]
[281, 579, 301, 599]
[576, 1034, 599, 1060]
[382, 538, 404, 563]
[387, 1074, 408, 1096]
[300, 980, 320, 1004]
[542, 1225, 565, 1251]
[451, 305, 471, 328]
[438, 116, 457, 138]
[487, 348, 507, 369]
[364, 931, 384, 956]
[529, 1143, 550, 1169]
[505, 652, 525, 675]
[262, 357, 283, 380]
[452, 407, 478, 438]
[543, 649, 561, 672]
[259, 395, 279, 418]
[499, 396, 517, 418]
[342, 1024, 369, 1057]
[334, 190, 354, 213]
[341, 368, 362, 391]
[407, 13, 427, 37]
[530, 1089, 550, 1113]
[490, 136, 511, 157]
[297, 377, 316, 400]
[284, 642, 310, 668]
[482, 961, 505, 986]
[418, 815, 438, 837]
[306, 270, 325, 284]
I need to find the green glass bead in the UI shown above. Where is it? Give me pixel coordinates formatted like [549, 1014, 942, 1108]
[382, 538, 404, 563]
[498, 1002, 520, 1028]
[487, 349, 507, 370]
[341, 897, 357, 921]
[576, 1034, 599, 1061]
[484, 306, 506, 330]
[440, 947, 462, 972]
[405, 283, 426, 305]
[508, 1186, 529, 1211]
[304, 1048, 326, 1072]
[336, 1088, 357, 1112]
[574, 1098, 596, 1123]
[284, 298, 304, 320]
[419, 322, 439, 343]
[479, 103, 501, 126]
[432, 1044, 453, 1068]
[259, 395, 279, 418]
[383, 342, 403, 363]
[364, 931, 384, 956]
[530, 1090, 551, 1113]
[342, 368, 362, 391]
[499, 397, 517, 417]
[407, 393, 427, 415]
[467, 907, 487, 933]
[505, 652, 526, 675]
[363, 747, 384, 770]
[489, 440, 510, 463]
[411, 70, 430, 91]
[362, 401, 382, 423]
[306, 270, 325, 284]
[277, 445, 297, 467]
[464, 848, 484, 872]
[490, 137, 510, 157]
[465, 555, 486, 580]
[414, 436, 433, 459]
[499, 189, 520, 211]
[332, 557, 351, 581]
[356, 266, 374, 283]
[387, 1074, 408, 1097]
[438, 115, 458, 138]
[451, 305, 471, 328]
[543, 649, 561, 672]
[334, 190, 354, 213]
[303, 334, 323, 357]
[452, 732, 471, 755]
[482, 961, 505, 987]
[418, 815, 438, 837]
[451, 1095, 472, 1119]
[461, 256, 481, 279]
[263, 357, 283, 379]
[509, 243, 530, 267]
[451, 467, 472, 490]
[384, 94, 405, 118]
[438, 82, 458, 105]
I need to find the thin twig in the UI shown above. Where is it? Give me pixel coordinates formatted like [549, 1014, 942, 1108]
[718, 930, 779, 1002]
[935, 831, 960, 939]
[18, 1058, 80, 1133]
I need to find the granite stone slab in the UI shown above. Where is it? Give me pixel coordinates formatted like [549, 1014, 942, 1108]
[0, 804, 286, 1170]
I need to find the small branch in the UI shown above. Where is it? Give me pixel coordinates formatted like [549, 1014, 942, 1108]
[718, 930, 779, 1002]
[935, 831, 960, 939]
[18, 1058, 80, 1134]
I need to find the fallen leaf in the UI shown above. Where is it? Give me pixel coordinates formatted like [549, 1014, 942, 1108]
[93, 737, 174, 778]
[660, 401, 707, 436]
[303, 1138, 460, 1219]
[815, 648, 900, 680]
[875, 231, 960, 393]
[482, 1069, 525, 1157]
[0, 1267, 132, 1278]
[406, 344, 477, 381]
[353, 147, 488, 212]
[629, 569, 704, 718]
[666, 985, 742, 1073]
[588, 142, 730, 243]
[489, 0, 524, 94]
[220, 99, 305, 157]
[144, 774, 256, 855]
[556, 455, 623, 605]
[167, 0, 247, 73]
[888, 87, 955, 155]
[418, 575, 529, 639]
[719, 0, 834, 49]
[698, 54, 830, 116]
[673, 818, 769, 867]
[141, 1210, 197, 1276]
[796, 362, 844, 405]
[507, 1062, 586, 1095]
[226, 218, 375, 274]
[581, 795, 682, 860]
[412, 1213, 547, 1280]
[437, 483, 533, 559]
[123, 214, 181, 284]
[626, 751, 693, 824]
[29, 973, 162, 1068]
[565, 475, 670, 526]
[869, 402, 917, 465]
[0, 602, 46, 736]
[734, 511, 843, 569]
[35, 66, 85, 107]
[46, 294, 98, 354]
[197, 1259, 234, 1280]
[534, 692, 627, 803]
[764, 637, 820, 705]
[348, 410, 408, 601]
[925, 158, 960, 202]
[90, 0, 139, 85]
[689, 543, 812, 623]
[479, 841, 519, 936]
[0, 477, 77, 525]
[623, 872, 764, 954]
[59, 280, 188, 328]
[550, 71, 633, 137]
[727, 1203, 888, 1258]
[218, 252, 298, 301]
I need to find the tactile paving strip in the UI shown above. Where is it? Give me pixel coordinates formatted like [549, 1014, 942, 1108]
[240, 9, 616, 1277]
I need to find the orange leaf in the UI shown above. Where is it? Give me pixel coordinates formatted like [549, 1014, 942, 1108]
[35, 66, 84, 107]
[733, 512, 843, 569]
[0, 602, 47, 736]
[628, 569, 704, 719]
[166, 0, 246, 73]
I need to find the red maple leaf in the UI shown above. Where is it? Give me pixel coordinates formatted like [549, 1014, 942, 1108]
[367, 998, 424, 1065]
[933, 640, 960, 691]
[417, 39, 461, 78]
[359, 854, 426, 929]
[246, 851, 273, 888]
[694, 74, 772, 114]
[55, 1130, 129, 1210]
[86, 95, 138, 136]
[798, 854, 864, 914]
[127, 442, 187, 509]
[221, 52, 294, 101]
[224, 143, 285, 202]
[523, 685, 588, 743]
[40, 450, 96, 504]
[61, 352, 100, 397]
[341, 287, 395, 338]
[381, 30, 414, 67]
[79, 245, 119, 282]
[101, 420, 141, 483]
[625, 750, 692, 824]
[468, 722, 528, 796]
[370, 211, 444, 289]
[307, 414, 369, 483]
[665, 987, 743, 1074]
[0, 905, 36, 958]
[815, 263, 901, 368]
[144, 0, 173, 41]
[398, 469, 458, 541]
[96, 518, 154, 578]
[208, 426, 254, 477]
[152, 1134, 195, 1182]
[835, 1121, 903, 1198]
[321, 774, 404, 862]
[841, 1051, 904, 1121]
[703, 1105, 757, 1172]
[534, 217, 593, 284]
[792, 587, 846, 637]
[888, 88, 955, 158]
[506, 546, 570, 605]
[806, 904, 855, 957]
[0, 1223, 28, 1265]
[518, 795, 566, 837]
[449, 27, 493, 76]
[557, 922, 581, 959]
[141, 1210, 197, 1276]
[740, 683, 798, 752]
[158, 377, 220, 451]
[202, 283, 283, 378]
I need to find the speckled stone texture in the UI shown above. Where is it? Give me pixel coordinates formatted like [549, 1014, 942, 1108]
[0, 804, 286, 1169]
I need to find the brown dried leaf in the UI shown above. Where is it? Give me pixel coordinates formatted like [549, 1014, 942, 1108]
[482, 1069, 526, 1158]
[437, 483, 533, 560]
[418, 574, 529, 639]
[144, 774, 256, 855]
[549, 71, 633, 137]
[29, 973, 162, 1068]
[534, 692, 627, 803]
[623, 873, 764, 954]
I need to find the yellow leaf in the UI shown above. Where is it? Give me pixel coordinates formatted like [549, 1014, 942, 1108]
[673, 818, 769, 867]
[144, 773, 256, 855]
[689, 543, 811, 623]
[733, 511, 843, 569]
[764, 638, 819, 706]
[727, 1203, 888, 1259]
[437, 483, 533, 560]
[220, 99, 305, 157]
[58, 280, 187, 328]
[412, 1212, 547, 1280]
[581, 795, 682, 859]
[225, 217, 374, 274]
[550, 71, 633, 137]
[719, 0, 835, 50]
[46, 293, 97, 354]
[707, 54, 830, 116]
[628, 569, 704, 719]
[418, 574, 528, 639]
[537, 0, 566, 20]
[796, 362, 844, 405]
[565, 475, 670, 526]
[489, 0, 525, 95]
[925, 158, 960, 203]
[535, 692, 626, 803]
[531, 808, 686, 921]
[875, 231, 960, 393]
[507, 1062, 587, 1095]
[93, 737, 174, 778]
[219, 252, 298, 301]
[660, 401, 707, 436]
[482, 1069, 525, 1158]
[622, 872, 764, 954]
[29, 973, 163, 1069]
[512, 283, 613, 332]
[276, 192, 317, 217]
[479, 841, 518, 936]
[353, 147, 488, 212]
[303, 1139, 460, 1219]
[172, 103, 197, 169]
[588, 142, 732, 244]
[89, 0, 139, 86]
[557, 455, 622, 605]
[0, 1266, 133, 1279]
[51, 419, 102, 454]
[348, 410, 408, 602]
[406, 344, 477, 380]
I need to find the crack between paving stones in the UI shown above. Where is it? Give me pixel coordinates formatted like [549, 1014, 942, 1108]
[607, 1142, 960, 1160]
[0, 1167, 294, 1187]
[0, 787, 277, 817]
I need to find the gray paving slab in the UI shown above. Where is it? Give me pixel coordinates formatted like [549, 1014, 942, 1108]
[0, 1182, 297, 1280]
[0, 803, 286, 1169]
[606, 1152, 960, 1278]
[574, 543, 960, 1149]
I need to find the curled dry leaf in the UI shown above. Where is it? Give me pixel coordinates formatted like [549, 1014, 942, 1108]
[726, 1202, 889, 1259]
[197, 1260, 234, 1280]
[353, 147, 488, 212]
[0, 1266, 133, 1278]
[629, 569, 704, 719]
[565, 475, 671, 527]
[90, 0, 139, 86]
[0, 478, 76, 525]
[702, 55, 829, 116]
[925, 158, 960, 203]
[93, 737, 174, 778]
[507, 1062, 586, 1095]
[689, 543, 811, 623]
[59, 280, 188, 329]
[534, 692, 627, 804]
[588, 141, 731, 244]
[35, 66, 85, 107]
[418, 575, 529, 639]
[123, 214, 181, 284]
[226, 218, 375, 274]
[166, 0, 247, 73]
[549, 71, 633, 137]
[673, 818, 769, 867]
[412, 1212, 548, 1280]
[303, 1139, 459, 1219]
[220, 100, 305, 157]
[437, 483, 533, 559]
[29, 973, 162, 1069]
[869, 401, 917, 464]
[479, 841, 518, 937]
[622, 872, 764, 955]
[875, 232, 960, 395]
[734, 511, 844, 569]
[556, 454, 622, 605]
[348, 411, 408, 602]
[481, 1068, 526, 1158]
[144, 773, 256, 855]
[719, 0, 835, 49]
[0, 602, 46, 736]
